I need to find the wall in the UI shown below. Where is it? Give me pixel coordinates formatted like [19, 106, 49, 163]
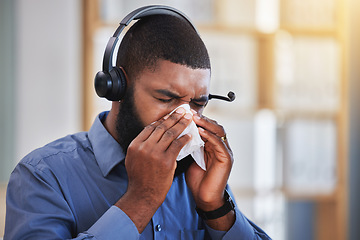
[0, 0, 16, 183]
[0, 0, 82, 236]
[14, 0, 82, 161]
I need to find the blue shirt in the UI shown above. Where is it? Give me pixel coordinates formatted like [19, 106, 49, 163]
[5, 112, 271, 240]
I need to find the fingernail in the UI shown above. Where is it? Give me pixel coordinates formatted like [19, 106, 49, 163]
[184, 113, 192, 119]
[190, 109, 197, 114]
[194, 115, 201, 120]
[176, 107, 185, 114]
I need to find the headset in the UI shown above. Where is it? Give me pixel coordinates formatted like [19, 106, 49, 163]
[94, 5, 235, 103]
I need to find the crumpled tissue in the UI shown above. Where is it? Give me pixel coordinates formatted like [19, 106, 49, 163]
[171, 104, 206, 170]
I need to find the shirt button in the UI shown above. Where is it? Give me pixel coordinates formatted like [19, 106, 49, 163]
[155, 224, 162, 232]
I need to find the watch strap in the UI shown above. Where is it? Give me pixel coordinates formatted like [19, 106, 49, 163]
[195, 190, 235, 220]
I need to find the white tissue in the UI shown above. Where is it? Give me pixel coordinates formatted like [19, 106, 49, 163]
[171, 104, 206, 170]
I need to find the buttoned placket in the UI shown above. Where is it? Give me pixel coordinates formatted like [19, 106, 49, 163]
[152, 205, 165, 240]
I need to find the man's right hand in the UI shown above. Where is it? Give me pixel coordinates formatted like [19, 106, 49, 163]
[115, 107, 192, 233]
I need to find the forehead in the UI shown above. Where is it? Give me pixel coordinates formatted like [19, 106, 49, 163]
[135, 60, 211, 96]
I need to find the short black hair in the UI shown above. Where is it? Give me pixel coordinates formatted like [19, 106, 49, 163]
[116, 14, 211, 81]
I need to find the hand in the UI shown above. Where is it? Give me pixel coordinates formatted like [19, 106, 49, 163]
[115, 107, 192, 232]
[185, 111, 235, 230]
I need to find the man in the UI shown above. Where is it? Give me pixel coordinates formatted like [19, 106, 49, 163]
[5, 13, 271, 239]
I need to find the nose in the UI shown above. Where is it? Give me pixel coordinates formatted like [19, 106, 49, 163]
[172, 103, 191, 115]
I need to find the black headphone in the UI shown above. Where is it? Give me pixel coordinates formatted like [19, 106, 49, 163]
[94, 5, 235, 103]
[94, 5, 199, 101]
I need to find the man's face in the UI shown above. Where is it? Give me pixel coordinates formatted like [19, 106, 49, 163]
[116, 59, 210, 151]
[132, 59, 210, 126]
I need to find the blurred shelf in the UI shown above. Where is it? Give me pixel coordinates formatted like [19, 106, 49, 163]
[279, 26, 337, 36]
[284, 190, 337, 202]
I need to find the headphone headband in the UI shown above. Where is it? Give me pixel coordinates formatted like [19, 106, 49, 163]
[120, 5, 198, 30]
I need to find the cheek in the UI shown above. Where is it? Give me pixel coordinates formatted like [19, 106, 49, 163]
[141, 109, 167, 126]
[132, 85, 166, 126]
[135, 98, 173, 126]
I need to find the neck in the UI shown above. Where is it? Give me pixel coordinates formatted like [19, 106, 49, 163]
[104, 102, 121, 143]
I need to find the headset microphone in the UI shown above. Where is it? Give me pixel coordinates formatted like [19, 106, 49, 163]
[209, 91, 236, 102]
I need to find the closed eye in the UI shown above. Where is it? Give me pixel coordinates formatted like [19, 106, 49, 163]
[156, 98, 174, 103]
[191, 102, 206, 107]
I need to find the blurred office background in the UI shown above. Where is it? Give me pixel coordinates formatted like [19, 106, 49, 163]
[1, 0, 359, 239]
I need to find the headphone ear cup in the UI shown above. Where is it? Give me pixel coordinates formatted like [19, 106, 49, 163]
[94, 71, 112, 99]
[108, 67, 127, 101]
[94, 67, 127, 101]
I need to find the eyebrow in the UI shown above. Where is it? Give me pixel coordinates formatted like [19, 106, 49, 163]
[154, 89, 209, 102]
[155, 89, 185, 99]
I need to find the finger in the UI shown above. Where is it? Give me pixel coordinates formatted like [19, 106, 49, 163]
[159, 113, 192, 147]
[135, 118, 165, 142]
[193, 113, 226, 138]
[198, 127, 230, 156]
[148, 107, 188, 143]
[167, 133, 192, 156]
[137, 107, 186, 143]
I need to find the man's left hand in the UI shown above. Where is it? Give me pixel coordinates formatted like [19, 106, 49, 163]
[185, 111, 235, 230]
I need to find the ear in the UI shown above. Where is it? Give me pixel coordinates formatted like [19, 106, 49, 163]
[119, 66, 129, 85]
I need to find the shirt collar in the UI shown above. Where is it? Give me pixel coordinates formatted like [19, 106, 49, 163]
[88, 111, 125, 177]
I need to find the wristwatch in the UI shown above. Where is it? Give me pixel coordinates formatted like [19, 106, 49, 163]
[195, 190, 235, 220]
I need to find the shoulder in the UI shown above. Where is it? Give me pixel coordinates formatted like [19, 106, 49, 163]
[18, 131, 93, 170]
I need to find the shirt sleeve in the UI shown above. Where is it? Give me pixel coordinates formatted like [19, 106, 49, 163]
[203, 186, 272, 240]
[4, 162, 140, 240]
[80, 206, 140, 240]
